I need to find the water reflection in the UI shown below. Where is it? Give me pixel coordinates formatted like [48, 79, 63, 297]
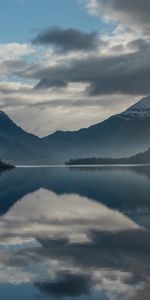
[0, 166, 150, 299]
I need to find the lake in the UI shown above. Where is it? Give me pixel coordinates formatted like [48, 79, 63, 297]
[0, 166, 150, 300]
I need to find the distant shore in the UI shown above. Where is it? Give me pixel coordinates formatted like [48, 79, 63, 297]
[66, 156, 150, 166]
[0, 161, 15, 169]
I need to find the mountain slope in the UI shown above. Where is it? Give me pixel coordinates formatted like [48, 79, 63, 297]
[43, 96, 150, 162]
[0, 111, 53, 164]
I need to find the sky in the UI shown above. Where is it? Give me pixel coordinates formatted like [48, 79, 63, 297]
[0, 0, 149, 136]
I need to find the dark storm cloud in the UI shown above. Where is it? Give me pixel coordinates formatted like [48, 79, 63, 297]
[35, 272, 93, 298]
[93, 0, 150, 32]
[17, 45, 150, 95]
[1, 33, 150, 97]
[32, 27, 99, 52]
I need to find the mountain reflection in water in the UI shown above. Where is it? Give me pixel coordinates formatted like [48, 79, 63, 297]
[0, 166, 150, 300]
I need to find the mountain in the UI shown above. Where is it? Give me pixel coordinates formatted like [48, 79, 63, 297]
[0, 111, 53, 165]
[1, 95, 150, 165]
[122, 96, 150, 119]
[43, 95, 150, 162]
[66, 148, 150, 165]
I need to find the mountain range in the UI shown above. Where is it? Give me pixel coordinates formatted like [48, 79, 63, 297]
[43, 95, 150, 163]
[1, 95, 150, 164]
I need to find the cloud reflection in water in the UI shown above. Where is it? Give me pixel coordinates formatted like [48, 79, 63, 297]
[0, 167, 150, 299]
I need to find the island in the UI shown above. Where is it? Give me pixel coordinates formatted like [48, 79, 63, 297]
[0, 159, 15, 169]
[66, 148, 150, 165]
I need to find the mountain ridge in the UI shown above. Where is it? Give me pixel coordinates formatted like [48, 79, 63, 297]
[43, 95, 150, 138]
[42, 95, 150, 162]
[1, 95, 150, 164]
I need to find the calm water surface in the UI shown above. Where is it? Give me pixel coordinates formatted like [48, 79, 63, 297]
[0, 166, 150, 300]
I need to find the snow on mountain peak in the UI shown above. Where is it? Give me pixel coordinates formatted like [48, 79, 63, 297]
[122, 95, 150, 119]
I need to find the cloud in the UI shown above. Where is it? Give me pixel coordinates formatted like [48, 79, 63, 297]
[35, 78, 67, 89]
[0, 25, 148, 136]
[18, 46, 150, 96]
[32, 27, 99, 52]
[0, 31, 148, 136]
[35, 272, 94, 298]
[122, 283, 150, 300]
[0, 43, 35, 62]
[87, 0, 150, 33]
[127, 39, 150, 51]
[0, 60, 29, 78]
